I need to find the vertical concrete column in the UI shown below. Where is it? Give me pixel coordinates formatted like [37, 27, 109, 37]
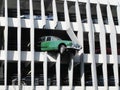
[68, 57, 74, 90]
[17, 0, 21, 90]
[80, 57, 84, 90]
[75, 0, 84, 47]
[86, 0, 98, 90]
[52, 0, 58, 29]
[4, 0, 8, 90]
[64, 0, 74, 89]
[41, 0, 46, 28]
[107, 1, 119, 90]
[75, 0, 84, 89]
[96, 1, 108, 90]
[64, 0, 70, 29]
[43, 52, 47, 90]
[29, 0, 35, 90]
[117, 1, 120, 88]
[56, 54, 60, 90]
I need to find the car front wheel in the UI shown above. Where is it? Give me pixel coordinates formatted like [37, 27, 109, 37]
[59, 44, 66, 54]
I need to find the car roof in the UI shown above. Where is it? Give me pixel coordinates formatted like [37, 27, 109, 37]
[41, 36, 61, 39]
[39, 36, 62, 41]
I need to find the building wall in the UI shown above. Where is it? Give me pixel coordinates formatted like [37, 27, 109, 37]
[0, 0, 120, 90]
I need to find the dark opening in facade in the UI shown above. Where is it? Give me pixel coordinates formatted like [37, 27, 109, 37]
[34, 62, 44, 86]
[56, 1, 65, 21]
[107, 64, 115, 86]
[67, 1, 76, 22]
[21, 61, 31, 85]
[7, 61, 17, 85]
[61, 63, 69, 86]
[0, 27, 4, 50]
[117, 34, 120, 55]
[95, 33, 101, 54]
[48, 62, 56, 86]
[8, 27, 17, 50]
[91, 4, 98, 24]
[79, 3, 87, 23]
[21, 28, 30, 51]
[0, 61, 4, 85]
[85, 63, 92, 86]
[73, 63, 81, 86]
[96, 64, 104, 86]
[106, 33, 112, 54]
[100, 5, 108, 24]
[110, 5, 118, 25]
[83, 32, 90, 54]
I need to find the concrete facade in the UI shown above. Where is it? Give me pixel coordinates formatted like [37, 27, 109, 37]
[0, 0, 120, 90]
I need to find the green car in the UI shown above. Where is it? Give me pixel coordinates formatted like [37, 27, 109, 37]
[37, 36, 81, 53]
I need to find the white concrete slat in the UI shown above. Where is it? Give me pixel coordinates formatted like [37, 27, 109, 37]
[17, 0, 22, 90]
[64, 0, 81, 45]
[29, 0, 35, 90]
[4, 0, 8, 90]
[56, 54, 61, 90]
[107, 1, 119, 90]
[96, 1, 108, 89]
[43, 52, 48, 90]
[41, 0, 46, 28]
[75, 0, 84, 47]
[86, 0, 98, 90]
[64, 0, 70, 29]
[75, 0, 85, 89]
[52, 0, 58, 29]
[64, 0, 74, 89]
[80, 57, 85, 90]
[47, 54, 57, 62]
[68, 58, 74, 90]
[1, 17, 120, 33]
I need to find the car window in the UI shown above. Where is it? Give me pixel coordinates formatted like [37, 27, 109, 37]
[46, 37, 51, 41]
[40, 36, 61, 42]
[51, 36, 61, 41]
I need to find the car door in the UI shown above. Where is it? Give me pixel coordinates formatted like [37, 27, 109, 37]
[41, 36, 52, 50]
[41, 36, 59, 51]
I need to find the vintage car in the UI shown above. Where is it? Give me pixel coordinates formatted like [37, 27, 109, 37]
[36, 36, 81, 54]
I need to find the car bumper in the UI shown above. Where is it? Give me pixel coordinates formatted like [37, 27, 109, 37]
[66, 45, 82, 50]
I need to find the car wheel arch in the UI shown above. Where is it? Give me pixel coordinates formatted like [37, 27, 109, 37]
[58, 43, 66, 54]
[58, 43, 66, 48]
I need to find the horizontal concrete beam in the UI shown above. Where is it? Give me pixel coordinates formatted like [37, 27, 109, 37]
[0, 17, 120, 33]
[0, 50, 120, 63]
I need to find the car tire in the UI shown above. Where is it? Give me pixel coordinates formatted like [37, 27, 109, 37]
[59, 44, 66, 54]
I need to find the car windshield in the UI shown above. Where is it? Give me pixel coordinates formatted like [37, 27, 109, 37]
[51, 36, 61, 41]
[40, 37, 46, 41]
